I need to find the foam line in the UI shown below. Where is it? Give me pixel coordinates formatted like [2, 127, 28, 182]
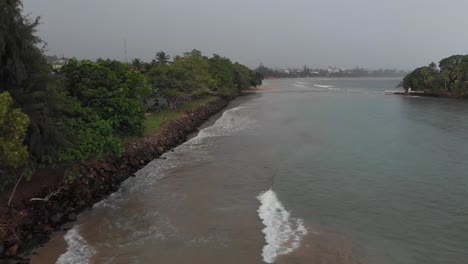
[257, 189, 307, 263]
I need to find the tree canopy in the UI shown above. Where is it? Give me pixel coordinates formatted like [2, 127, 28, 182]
[0, 91, 30, 189]
[400, 55, 468, 97]
[0, 0, 69, 163]
[0, 0, 262, 190]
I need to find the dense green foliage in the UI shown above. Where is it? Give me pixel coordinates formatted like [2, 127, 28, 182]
[400, 55, 468, 97]
[0, 0, 261, 189]
[1, 0, 69, 163]
[146, 50, 262, 109]
[0, 92, 30, 189]
[56, 59, 151, 136]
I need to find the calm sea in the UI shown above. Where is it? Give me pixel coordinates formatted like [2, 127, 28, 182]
[36, 78, 468, 264]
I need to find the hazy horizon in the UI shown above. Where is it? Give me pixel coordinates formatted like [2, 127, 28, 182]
[23, 0, 468, 70]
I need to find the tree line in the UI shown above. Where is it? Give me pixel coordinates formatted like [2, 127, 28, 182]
[0, 0, 262, 191]
[399, 55, 468, 97]
[255, 64, 407, 78]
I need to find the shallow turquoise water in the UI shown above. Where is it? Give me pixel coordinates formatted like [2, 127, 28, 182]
[257, 78, 468, 263]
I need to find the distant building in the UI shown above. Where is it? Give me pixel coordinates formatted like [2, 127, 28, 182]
[51, 59, 68, 70]
[327, 66, 347, 75]
[327, 66, 340, 74]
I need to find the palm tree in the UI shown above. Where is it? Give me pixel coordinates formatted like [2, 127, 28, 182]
[441, 70, 450, 92]
[131, 58, 143, 71]
[155, 51, 170, 65]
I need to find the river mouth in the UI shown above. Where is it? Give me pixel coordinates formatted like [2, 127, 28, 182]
[32, 78, 468, 264]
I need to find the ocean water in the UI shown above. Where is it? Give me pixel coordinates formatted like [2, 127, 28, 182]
[36, 78, 468, 264]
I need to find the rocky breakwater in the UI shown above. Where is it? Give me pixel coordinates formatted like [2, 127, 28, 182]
[0, 97, 229, 262]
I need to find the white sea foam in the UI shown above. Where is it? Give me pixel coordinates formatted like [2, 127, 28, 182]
[257, 189, 307, 263]
[292, 83, 306, 88]
[314, 84, 335, 88]
[56, 226, 96, 264]
[188, 106, 253, 144]
[93, 156, 181, 209]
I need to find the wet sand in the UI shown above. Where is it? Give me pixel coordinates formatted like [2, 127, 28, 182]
[31, 162, 265, 264]
[31, 168, 365, 264]
[277, 226, 366, 264]
[30, 229, 67, 263]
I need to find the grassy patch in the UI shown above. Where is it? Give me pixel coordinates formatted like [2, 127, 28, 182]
[142, 95, 218, 137]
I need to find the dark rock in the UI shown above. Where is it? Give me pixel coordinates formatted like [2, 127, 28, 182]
[68, 213, 77, 221]
[64, 207, 75, 214]
[50, 213, 63, 224]
[43, 225, 54, 233]
[5, 244, 19, 256]
[22, 217, 34, 226]
[129, 158, 139, 167]
[0, 242, 4, 254]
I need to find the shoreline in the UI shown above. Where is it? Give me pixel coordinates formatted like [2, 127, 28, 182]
[0, 95, 237, 262]
[386, 91, 466, 99]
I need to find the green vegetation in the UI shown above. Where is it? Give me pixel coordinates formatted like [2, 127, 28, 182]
[0, 0, 262, 191]
[0, 92, 30, 190]
[143, 96, 217, 137]
[400, 55, 468, 97]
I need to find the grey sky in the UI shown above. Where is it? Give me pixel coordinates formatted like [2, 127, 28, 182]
[23, 0, 468, 70]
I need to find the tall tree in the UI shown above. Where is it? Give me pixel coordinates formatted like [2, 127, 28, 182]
[0, 0, 68, 163]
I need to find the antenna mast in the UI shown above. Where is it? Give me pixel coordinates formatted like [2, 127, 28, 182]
[124, 39, 127, 63]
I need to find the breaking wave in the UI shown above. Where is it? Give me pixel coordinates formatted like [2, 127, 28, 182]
[188, 106, 253, 144]
[56, 226, 96, 264]
[257, 189, 307, 263]
[313, 84, 335, 88]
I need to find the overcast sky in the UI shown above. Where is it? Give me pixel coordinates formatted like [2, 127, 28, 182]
[23, 0, 468, 70]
